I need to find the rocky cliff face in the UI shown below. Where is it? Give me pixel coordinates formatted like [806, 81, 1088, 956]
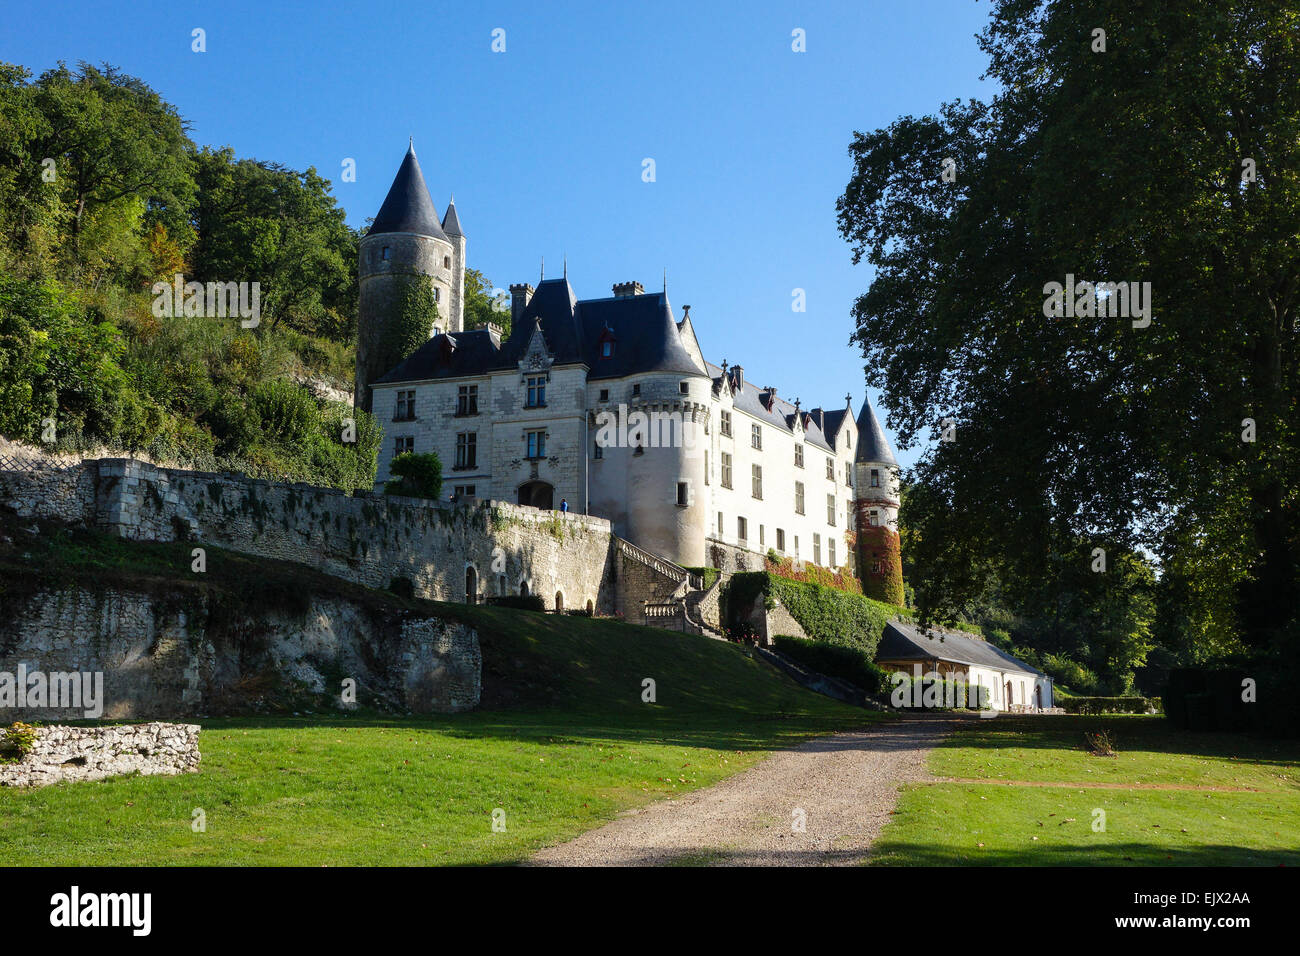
[0, 586, 481, 718]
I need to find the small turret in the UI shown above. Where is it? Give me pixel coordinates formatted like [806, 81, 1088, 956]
[852, 395, 904, 605]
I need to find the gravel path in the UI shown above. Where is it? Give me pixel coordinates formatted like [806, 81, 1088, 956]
[530, 719, 951, 867]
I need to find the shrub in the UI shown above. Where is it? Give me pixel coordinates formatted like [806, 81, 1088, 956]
[1085, 729, 1118, 756]
[1059, 696, 1161, 715]
[487, 594, 545, 612]
[0, 721, 38, 764]
[886, 671, 990, 710]
[384, 451, 443, 500]
[683, 566, 720, 590]
[773, 635, 890, 695]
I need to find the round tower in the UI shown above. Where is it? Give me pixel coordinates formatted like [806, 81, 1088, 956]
[441, 196, 467, 333]
[355, 142, 455, 413]
[852, 395, 904, 605]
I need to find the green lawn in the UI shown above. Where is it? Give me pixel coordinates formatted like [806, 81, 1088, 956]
[0, 602, 874, 866]
[870, 716, 1300, 866]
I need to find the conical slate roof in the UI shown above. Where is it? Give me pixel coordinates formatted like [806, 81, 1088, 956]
[368, 143, 448, 240]
[441, 197, 464, 237]
[854, 396, 898, 465]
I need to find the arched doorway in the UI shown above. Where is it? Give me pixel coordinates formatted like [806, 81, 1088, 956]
[586, 599, 594, 615]
[554, 591, 564, 613]
[520, 580, 529, 597]
[465, 566, 477, 604]
[518, 480, 554, 510]
[1005, 680, 1014, 709]
[1034, 685, 1042, 711]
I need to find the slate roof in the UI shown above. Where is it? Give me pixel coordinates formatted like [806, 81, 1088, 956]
[441, 197, 463, 237]
[368, 144, 448, 240]
[374, 327, 502, 383]
[877, 621, 1046, 677]
[855, 397, 898, 466]
[704, 363, 835, 451]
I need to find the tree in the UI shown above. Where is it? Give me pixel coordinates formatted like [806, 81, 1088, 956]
[837, 0, 1299, 657]
[461, 267, 508, 338]
[190, 147, 356, 339]
[384, 451, 443, 500]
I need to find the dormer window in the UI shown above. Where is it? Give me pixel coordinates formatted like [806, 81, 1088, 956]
[601, 341, 613, 359]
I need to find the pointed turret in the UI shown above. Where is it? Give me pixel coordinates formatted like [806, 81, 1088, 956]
[441, 195, 464, 237]
[368, 143, 447, 239]
[854, 396, 898, 466]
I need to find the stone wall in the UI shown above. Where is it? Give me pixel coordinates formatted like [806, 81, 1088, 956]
[0, 722, 200, 788]
[1, 586, 481, 717]
[91, 457, 616, 614]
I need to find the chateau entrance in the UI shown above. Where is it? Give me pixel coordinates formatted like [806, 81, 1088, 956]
[518, 480, 554, 510]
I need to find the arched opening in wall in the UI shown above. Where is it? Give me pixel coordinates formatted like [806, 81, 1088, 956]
[465, 566, 477, 605]
[586, 599, 594, 615]
[518, 480, 554, 510]
[554, 591, 564, 613]
[498, 574, 507, 595]
[520, 580, 529, 597]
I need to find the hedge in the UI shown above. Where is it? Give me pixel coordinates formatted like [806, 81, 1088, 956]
[772, 635, 890, 695]
[485, 594, 546, 612]
[723, 572, 908, 657]
[887, 672, 990, 710]
[1058, 696, 1162, 715]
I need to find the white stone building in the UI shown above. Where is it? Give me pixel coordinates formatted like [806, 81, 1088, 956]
[358, 145, 900, 576]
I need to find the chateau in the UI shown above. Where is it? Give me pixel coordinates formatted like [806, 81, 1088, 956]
[355, 144, 904, 597]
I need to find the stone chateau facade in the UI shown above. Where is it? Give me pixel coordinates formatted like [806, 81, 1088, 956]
[356, 144, 904, 596]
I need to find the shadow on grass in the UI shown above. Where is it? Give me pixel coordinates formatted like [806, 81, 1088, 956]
[868, 840, 1299, 867]
[940, 715, 1300, 767]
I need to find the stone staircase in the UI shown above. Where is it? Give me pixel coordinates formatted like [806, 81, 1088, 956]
[612, 536, 726, 640]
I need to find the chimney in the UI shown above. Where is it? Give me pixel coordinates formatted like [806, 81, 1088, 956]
[509, 283, 534, 327]
[612, 281, 644, 298]
[812, 408, 824, 431]
[731, 364, 744, 391]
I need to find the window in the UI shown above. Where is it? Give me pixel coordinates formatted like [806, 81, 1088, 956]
[718, 511, 724, 534]
[601, 341, 613, 359]
[676, 482, 689, 506]
[869, 509, 880, 527]
[826, 458, 835, 480]
[394, 390, 416, 421]
[394, 435, 413, 456]
[829, 539, 837, 568]
[751, 464, 763, 499]
[679, 381, 689, 394]
[704, 450, 709, 484]
[720, 410, 732, 437]
[455, 432, 477, 469]
[872, 559, 882, 574]
[737, 517, 748, 543]
[721, 452, 733, 489]
[794, 443, 804, 468]
[632, 383, 641, 397]
[598, 388, 609, 402]
[452, 484, 476, 498]
[828, 494, 836, 526]
[457, 385, 478, 416]
[525, 376, 547, 407]
[794, 535, 800, 557]
[751, 424, 762, 449]
[593, 440, 603, 459]
[443, 256, 451, 268]
[776, 528, 786, 552]
[845, 462, 852, 486]
[759, 525, 765, 547]
[381, 246, 391, 261]
[432, 287, 440, 302]
[813, 533, 821, 565]
[526, 430, 546, 459]
[794, 481, 805, 515]
[870, 468, 880, 488]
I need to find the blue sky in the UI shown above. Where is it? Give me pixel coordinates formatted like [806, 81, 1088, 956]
[3, 0, 996, 471]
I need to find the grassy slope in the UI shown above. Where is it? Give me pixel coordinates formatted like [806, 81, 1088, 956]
[0, 519, 873, 865]
[870, 716, 1300, 866]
